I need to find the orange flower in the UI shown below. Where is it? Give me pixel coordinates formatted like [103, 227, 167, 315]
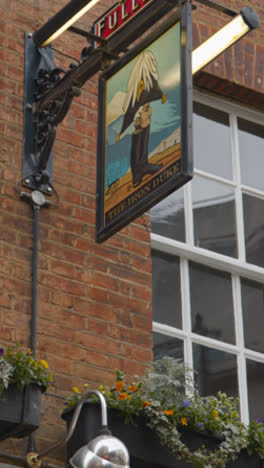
[128, 385, 137, 392]
[142, 401, 151, 408]
[181, 418, 188, 426]
[118, 392, 127, 400]
[116, 381, 124, 392]
[163, 409, 174, 416]
[27, 348, 32, 354]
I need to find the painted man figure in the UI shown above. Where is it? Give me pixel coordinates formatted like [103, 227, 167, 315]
[116, 50, 166, 187]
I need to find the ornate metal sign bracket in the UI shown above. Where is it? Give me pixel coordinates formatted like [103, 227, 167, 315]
[23, 32, 113, 195]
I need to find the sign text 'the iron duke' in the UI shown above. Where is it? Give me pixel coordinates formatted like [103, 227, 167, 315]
[93, 0, 154, 43]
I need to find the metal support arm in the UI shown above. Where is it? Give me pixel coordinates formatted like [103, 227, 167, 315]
[26, 390, 108, 468]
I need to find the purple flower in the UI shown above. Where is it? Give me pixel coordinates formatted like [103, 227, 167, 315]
[0, 348, 4, 356]
[198, 422, 204, 428]
[182, 400, 191, 408]
[203, 398, 208, 403]
[257, 419, 262, 423]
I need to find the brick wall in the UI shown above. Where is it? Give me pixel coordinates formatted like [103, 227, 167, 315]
[0, 0, 263, 464]
[192, 0, 264, 108]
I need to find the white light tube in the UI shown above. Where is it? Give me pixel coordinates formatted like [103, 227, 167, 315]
[192, 13, 250, 75]
[41, 0, 101, 47]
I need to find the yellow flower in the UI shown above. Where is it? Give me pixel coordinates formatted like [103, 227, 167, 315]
[127, 395, 131, 400]
[49, 373, 53, 382]
[212, 410, 219, 419]
[142, 401, 151, 408]
[118, 392, 127, 400]
[84, 383, 89, 388]
[99, 384, 105, 391]
[116, 381, 124, 392]
[128, 385, 137, 392]
[73, 387, 79, 393]
[40, 359, 49, 369]
[163, 409, 174, 416]
[27, 348, 32, 354]
[181, 418, 188, 426]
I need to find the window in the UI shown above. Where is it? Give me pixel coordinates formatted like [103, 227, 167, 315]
[151, 91, 264, 424]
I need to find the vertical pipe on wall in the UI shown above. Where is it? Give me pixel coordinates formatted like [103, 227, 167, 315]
[28, 203, 41, 454]
[31, 203, 40, 355]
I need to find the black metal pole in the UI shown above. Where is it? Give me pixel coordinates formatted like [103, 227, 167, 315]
[31, 203, 40, 355]
[27, 203, 40, 454]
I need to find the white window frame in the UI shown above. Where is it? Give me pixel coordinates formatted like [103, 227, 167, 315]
[151, 90, 264, 424]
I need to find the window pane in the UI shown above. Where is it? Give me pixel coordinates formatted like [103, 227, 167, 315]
[153, 332, 184, 360]
[189, 262, 235, 344]
[193, 102, 232, 179]
[151, 187, 185, 242]
[152, 251, 182, 329]
[241, 278, 264, 353]
[243, 193, 264, 268]
[238, 118, 264, 191]
[192, 176, 237, 257]
[193, 344, 238, 398]
[247, 360, 264, 421]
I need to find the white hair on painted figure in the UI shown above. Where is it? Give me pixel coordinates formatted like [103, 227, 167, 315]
[123, 51, 159, 114]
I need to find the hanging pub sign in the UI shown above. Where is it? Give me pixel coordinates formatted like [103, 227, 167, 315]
[96, 3, 193, 243]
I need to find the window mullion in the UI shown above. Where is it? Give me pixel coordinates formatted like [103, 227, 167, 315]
[232, 274, 249, 424]
[230, 113, 246, 262]
[184, 179, 194, 246]
[181, 258, 194, 378]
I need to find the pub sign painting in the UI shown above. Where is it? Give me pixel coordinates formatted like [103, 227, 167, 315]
[96, 13, 193, 243]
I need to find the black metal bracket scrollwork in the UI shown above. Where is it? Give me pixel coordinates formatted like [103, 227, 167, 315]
[23, 34, 57, 194]
[23, 31, 116, 195]
[35, 67, 81, 174]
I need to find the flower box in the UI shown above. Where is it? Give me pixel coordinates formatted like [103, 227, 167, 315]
[62, 403, 218, 468]
[0, 383, 44, 441]
[62, 403, 263, 468]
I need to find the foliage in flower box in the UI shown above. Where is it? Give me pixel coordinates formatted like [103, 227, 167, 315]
[64, 357, 264, 468]
[0, 344, 52, 395]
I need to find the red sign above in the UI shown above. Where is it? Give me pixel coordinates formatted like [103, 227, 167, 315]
[93, 0, 154, 43]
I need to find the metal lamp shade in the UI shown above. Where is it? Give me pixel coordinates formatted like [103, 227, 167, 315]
[69, 434, 130, 468]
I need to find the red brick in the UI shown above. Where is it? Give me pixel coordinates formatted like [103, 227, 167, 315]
[38, 337, 87, 362]
[40, 272, 87, 297]
[75, 331, 121, 356]
[109, 325, 152, 348]
[0, 293, 12, 308]
[75, 363, 114, 384]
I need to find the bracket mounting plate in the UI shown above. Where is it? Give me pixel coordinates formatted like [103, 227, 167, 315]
[23, 34, 54, 194]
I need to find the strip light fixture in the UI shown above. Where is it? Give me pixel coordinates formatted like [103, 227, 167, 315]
[192, 6, 259, 75]
[33, 0, 101, 48]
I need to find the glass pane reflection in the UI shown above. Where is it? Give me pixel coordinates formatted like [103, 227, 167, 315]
[189, 262, 235, 344]
[153, 332, 184, 360]
[151, 187, 185, 242]
[193, 344, 238, 398]
[193, 102, 232, 179]
[243, 193, 264, 268]
[192, 176, 237, 257]
[241, 278, 264, 353]
[152, 251, 182, 329]
[238, 118, 264, 192]
[247, 360, 264, 422]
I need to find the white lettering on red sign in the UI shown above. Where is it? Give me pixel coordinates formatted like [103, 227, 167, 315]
[94, 0, 154, 45]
